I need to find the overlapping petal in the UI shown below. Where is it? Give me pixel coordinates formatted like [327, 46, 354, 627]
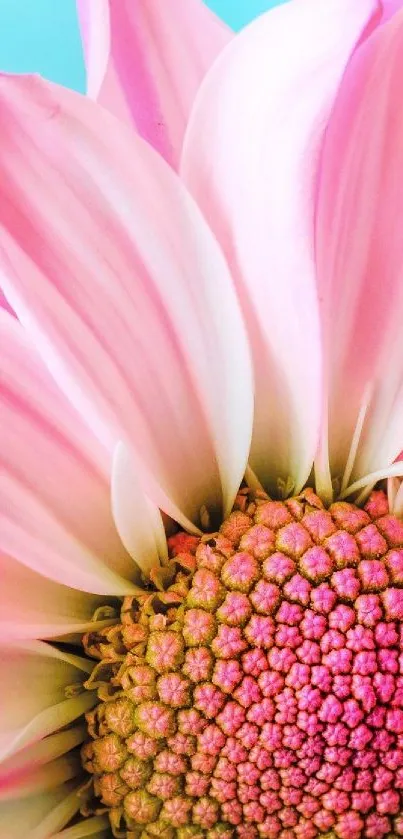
[0, 641, 95, 763]
[112, 442, 168, 571]
[0, 726, 84, 800]
[53, 818, 110, 839]
[182, 0, 377, 496]
[77, 0, 231, 168]
[0, 755, 109, 839]
[0, 288, 13, 314]
[381, 0, 403, 22]
[0, 311, 138, 594]
[0, 783, 84, 839]
[315, 9, 403, 492]
[0, 75, 253, 528]
[388, 472, 403, 518]
[0, 551, 117, 640]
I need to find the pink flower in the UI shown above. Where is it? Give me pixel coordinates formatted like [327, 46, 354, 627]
[0, 0, 403, 835]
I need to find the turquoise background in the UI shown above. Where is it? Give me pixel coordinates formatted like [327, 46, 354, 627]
[0, 0, 286, 93]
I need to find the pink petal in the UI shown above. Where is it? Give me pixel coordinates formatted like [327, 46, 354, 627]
[0, 551, 116, 641]
[0, 754, 79, 801]
[77, 0, 232, 168]
[112, 443, 168, 573]
[182, 0, 377, 496]
[0, 727, 85, 801]
[388, 473, 403, 517]
[51, 817, 110, 839]
[381, 0, 403, 22]
[0, 311, 137, 595]
[76, 0, 109, 101]
[393, 481, 403, 518]
[0, 288, 14, 315]
[0, 641, 94, 762]
[0, 76, 253, 527]
[0, 784, 80, 839]
[315, 10, 403, 486]
[10, 785, 84, 839]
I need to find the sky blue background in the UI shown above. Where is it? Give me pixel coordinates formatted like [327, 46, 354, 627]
[0, 0, 286, 93]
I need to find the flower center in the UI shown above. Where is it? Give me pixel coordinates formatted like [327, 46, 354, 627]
[79, 488, 403, 839]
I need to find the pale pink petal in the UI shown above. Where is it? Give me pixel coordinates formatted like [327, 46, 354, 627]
[0, 784, 80, 839]
[315, 10, 403, 488]
[76, 0, 109, 101]
[0, 288, 13, 315]
[340, 460, 403, 502]
[53, 818, 110, 839]
[112, 443, 168, 573]
[0, 552, 117, 640]
[0, 754, 80, 801]
[388, 475, 403, 517]
[182, 0, 377, 496]
[392, 480, 403, 518]
[24, 785, 83, 839]
[0, 311, 138, 595]
[77, 0, 232, 168]
[0, 641, 95, 762]
[0, 726, 85, 800]
[0, 76, 253, 527]
[381, 0, 403, 22]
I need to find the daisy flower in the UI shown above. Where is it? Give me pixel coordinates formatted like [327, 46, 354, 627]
[1, 0, 403, 837]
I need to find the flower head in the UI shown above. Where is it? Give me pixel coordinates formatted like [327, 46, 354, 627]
[1, 0, 403, 836]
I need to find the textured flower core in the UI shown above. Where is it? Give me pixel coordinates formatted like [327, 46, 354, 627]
[80, 488, 403, 839]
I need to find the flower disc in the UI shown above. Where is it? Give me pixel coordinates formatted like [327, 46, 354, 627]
[81, 489, 403, 839]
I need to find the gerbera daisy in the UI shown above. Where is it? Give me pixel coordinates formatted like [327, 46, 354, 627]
[0, 0, 403, 837]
